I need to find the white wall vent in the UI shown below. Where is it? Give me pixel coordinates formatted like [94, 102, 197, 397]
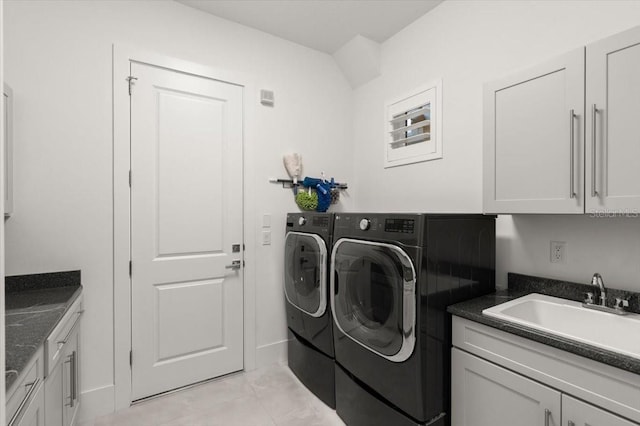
[384, 80, 442, 168]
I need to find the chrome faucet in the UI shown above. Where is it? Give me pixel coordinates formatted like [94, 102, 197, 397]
[591, 273, 607, 306]
[583, 273, 629, 315]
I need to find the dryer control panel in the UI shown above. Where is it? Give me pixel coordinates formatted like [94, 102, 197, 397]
[384, 218, 415, 234]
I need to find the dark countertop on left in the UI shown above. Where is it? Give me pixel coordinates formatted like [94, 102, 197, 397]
[5, 271, 82, 391]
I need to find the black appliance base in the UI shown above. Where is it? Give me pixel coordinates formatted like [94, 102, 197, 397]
[287, 330, 336, 409]
[335, 364, 446, 426]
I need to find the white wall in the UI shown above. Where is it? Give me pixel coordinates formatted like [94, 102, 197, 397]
[352, 1, 640, 291]
[497, 215, 640, 292]
[3, 0, 353, 417]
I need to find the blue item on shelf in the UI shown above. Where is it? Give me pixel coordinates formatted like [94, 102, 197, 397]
[302, 177, 333, 212]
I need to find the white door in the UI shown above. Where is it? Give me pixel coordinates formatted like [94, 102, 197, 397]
[483, 48, 585, 214]
[586, 25, 640, 214]
[451, 348, 561, 426]
[130, 61, 244, 400]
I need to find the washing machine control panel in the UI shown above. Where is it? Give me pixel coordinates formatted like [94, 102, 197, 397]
[359, 218, 371, 231]
[312, 216, 330, 227]
[298, 217, 307, 226]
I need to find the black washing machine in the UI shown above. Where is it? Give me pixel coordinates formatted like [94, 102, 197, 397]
[284, 212, 335, 408]
[330, 213, 495, 426]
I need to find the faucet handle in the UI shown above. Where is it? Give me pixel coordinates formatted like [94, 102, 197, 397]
[614, 297, 630, 310]
[584, 292, 595, 304]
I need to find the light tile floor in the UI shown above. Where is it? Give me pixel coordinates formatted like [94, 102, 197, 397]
[80, 363, 346, 426]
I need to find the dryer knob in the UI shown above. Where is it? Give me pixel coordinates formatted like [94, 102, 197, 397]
[359, 218, 371, 231]
[298, 217, 307, 226]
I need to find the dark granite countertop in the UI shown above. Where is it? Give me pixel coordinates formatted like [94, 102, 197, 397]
[448, 273, 640, 376]
[5, 271, 82, 391]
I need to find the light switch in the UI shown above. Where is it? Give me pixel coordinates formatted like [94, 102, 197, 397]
[263, 214, 271, 228]
[262, 230, 271, 245]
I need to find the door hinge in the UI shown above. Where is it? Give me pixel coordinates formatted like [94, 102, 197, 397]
[129, 350, 132, 367]
[129, 261, 132, 277]
[127, 76, 138, 96]
[128, 170, 132, 187]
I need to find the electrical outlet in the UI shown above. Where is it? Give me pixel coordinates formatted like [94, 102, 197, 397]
[550, 241, 566, 263]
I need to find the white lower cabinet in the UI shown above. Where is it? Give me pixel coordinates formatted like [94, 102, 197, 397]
[44, 304, 82, 426]
[45, 360, 64, 426]
[563, 395, 637, 426]
[14, 384, 45, 426]
[451, 316, 640, 426]
[452, 348, 561, 426]
[6, 349, 45, 426]
[45, 323, 79, 426]
[6, 296, 83, 426]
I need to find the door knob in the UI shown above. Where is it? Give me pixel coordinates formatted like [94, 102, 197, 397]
[225, 260, 241, 270]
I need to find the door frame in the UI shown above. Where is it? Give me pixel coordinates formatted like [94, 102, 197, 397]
[112, 44, 258, 410]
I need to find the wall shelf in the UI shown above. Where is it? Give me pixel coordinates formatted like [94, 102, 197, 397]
[269, 178, 348, 190]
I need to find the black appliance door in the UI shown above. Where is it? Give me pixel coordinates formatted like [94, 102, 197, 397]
[331, 238, 416, 362]
[284, 232, 328, 317]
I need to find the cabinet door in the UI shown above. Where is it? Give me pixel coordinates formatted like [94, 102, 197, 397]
[562, 395, 638, 426]
[14, 383, 45, 426]
[484, 48, 585, 214]
[586, 26, 640, 214]
[63, 322, 81, 426]
[44, 361, 65, 426]
[451, 348, 561, 426]
[45, 319, 81, 426]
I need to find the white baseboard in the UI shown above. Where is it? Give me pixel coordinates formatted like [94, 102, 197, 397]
[77, 384, 115, 423]
[255, 339, 288, 369]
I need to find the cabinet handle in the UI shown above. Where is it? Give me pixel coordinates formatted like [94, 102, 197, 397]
[7, 378, 41, 426]
[65, 351, 77, 408]
[544, 409, 551, 426]
[569, 109, 576, 199]
[591, 104, 599, 197]
[64, 354, 73, 407]
[73, 350, 78, 403]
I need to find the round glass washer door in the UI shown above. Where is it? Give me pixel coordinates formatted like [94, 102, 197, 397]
[284, 232, 328, 317]
[331, 238, 416, 362]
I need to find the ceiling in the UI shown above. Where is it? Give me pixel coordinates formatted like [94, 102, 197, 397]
[176, 0, 443, 54]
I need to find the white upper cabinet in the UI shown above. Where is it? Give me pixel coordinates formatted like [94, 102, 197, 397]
[483, 48, 585, 214]
[586, 26, 640, 214]
[484, 25, 640, 214]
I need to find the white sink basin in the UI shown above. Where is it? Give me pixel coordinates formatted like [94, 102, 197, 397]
[482, 293, 640, 360]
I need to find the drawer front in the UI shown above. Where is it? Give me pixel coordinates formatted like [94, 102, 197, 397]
[45, 296, 83, 376]
[6, 348, 44, 426]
